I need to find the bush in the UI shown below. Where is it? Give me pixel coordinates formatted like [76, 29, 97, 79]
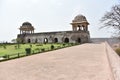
[63, 43, 65, 47]
[36, 44, 43, 46]
[51, 45, 54, 50]
[25, 48, 31, 55]
[115, 48, 120, 56]
[14, 46, 17, 49]
[71, 43, 74, 46]
[35, 48, 40, 52]
[30, 44, 32, 48]
[32, 50, 34, 54]
[41, 48, 45, 52]
[57, 46, 61, 49]
[35, 48, 40, 50]
[3, 45, 6, 49]
[3, 55, 8, 58]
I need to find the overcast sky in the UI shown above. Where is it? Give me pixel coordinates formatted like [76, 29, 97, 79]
[0, 0, 119, 42]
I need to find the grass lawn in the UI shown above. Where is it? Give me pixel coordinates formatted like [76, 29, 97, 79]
[0, 43, 72, 57]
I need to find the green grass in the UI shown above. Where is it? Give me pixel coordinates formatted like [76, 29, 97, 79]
[0, 43, 77, 61]
[0, 43, 73, 56]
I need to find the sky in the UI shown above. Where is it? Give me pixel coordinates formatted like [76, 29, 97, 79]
[0, 0, 119, 42]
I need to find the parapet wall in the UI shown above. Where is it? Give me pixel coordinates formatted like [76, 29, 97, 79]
[105, 42, 120, 80]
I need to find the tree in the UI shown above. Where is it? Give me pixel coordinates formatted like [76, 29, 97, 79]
[100, 4, 120, 38]
[11, 39, 17, 43]
[16, 38, 21, 49]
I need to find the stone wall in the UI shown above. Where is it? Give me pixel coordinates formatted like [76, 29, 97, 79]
[105, 42, 120, 80]
[91, 38, 119, 45]
[18, 31, 90, 43]
[91, 38, 120, 49]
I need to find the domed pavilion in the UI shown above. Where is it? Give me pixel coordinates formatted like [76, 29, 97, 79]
[19, 22, 34, 34]
[17, 14, 90, 43]
[71, 14, 89, 31]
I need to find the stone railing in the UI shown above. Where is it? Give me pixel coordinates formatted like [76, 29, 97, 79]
[105, 42, 120, 80]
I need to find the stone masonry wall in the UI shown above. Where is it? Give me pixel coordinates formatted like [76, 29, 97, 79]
[18, 31, 90, 43]
[105, 42, 120, 80]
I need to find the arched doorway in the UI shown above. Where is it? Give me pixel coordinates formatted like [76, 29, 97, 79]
[21, 40, 24, 43]
[35, 39, 38, 43]
[77, 38, 81, 43]
[28, 39, 31, 43]
[44, 38, 48, 43]
[54, 38, 58, 43]
[64, 38, 69, 43]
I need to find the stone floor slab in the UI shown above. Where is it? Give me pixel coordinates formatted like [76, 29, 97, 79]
[0, 43, 114, 80]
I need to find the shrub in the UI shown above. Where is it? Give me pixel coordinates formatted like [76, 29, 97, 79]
[41, 48, 45, 52]
[71, 43, 74, 46]
[25, 48, 31, 55]
[36, 44, 43, 46]
[35, 48, 40, 52]
[3, 45, 6, 49]
[30, 44, 32, 48]
[14, 46, 17, 49]
[51, 45, 54, 50]
[115, 48, 120, 56]
[32, 50, 34, 54]
[3, 55, 8, 58]
[57, 46, 61, 49]
[63, 43, 65, 47]
[35, 48, 40, 50]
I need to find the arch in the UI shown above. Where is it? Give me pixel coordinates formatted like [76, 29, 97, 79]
[44, 38, 48, 43]
[54, 38, 58, 43]
[35, 39, 38, 43]
[21, 40, 24, 43]
[78, 25, 81, 31]
[64, 38, 69, 43]
[28, 39, 31, 43]
[77, 38, 81, 43]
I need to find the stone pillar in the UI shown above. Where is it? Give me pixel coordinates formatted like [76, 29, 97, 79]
[84, 24, 88, 31]
[20, 30, 21, 34]
[72, 25, 77, 31]
[72, 24, 75, 31]
[33, 30, 34, 33]
[72, 26, 74, 31]
[75, 26, 77, 31]
[86, 26, 88, 31]
[78, 26, 81, 31]
[82, 26, 85, 31]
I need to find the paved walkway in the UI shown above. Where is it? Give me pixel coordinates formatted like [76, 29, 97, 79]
[0, 43, 114, 80]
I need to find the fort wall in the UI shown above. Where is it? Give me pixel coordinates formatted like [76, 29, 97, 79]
[18, 31, 90, 43]
[105, 42, 120, 80]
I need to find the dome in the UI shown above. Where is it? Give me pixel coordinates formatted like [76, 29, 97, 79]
[72, 14, 88, 23]
[20, 22, 34, 31]
[22, 22, 32, 26]
[71, 14, 89, 31]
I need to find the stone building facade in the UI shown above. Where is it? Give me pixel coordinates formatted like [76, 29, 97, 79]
[17, 14, 90, 43]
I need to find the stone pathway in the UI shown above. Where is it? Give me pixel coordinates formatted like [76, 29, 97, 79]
[0, 43, 114, 80]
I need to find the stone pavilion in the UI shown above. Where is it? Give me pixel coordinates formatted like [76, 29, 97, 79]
[17, 14, 90, 43]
